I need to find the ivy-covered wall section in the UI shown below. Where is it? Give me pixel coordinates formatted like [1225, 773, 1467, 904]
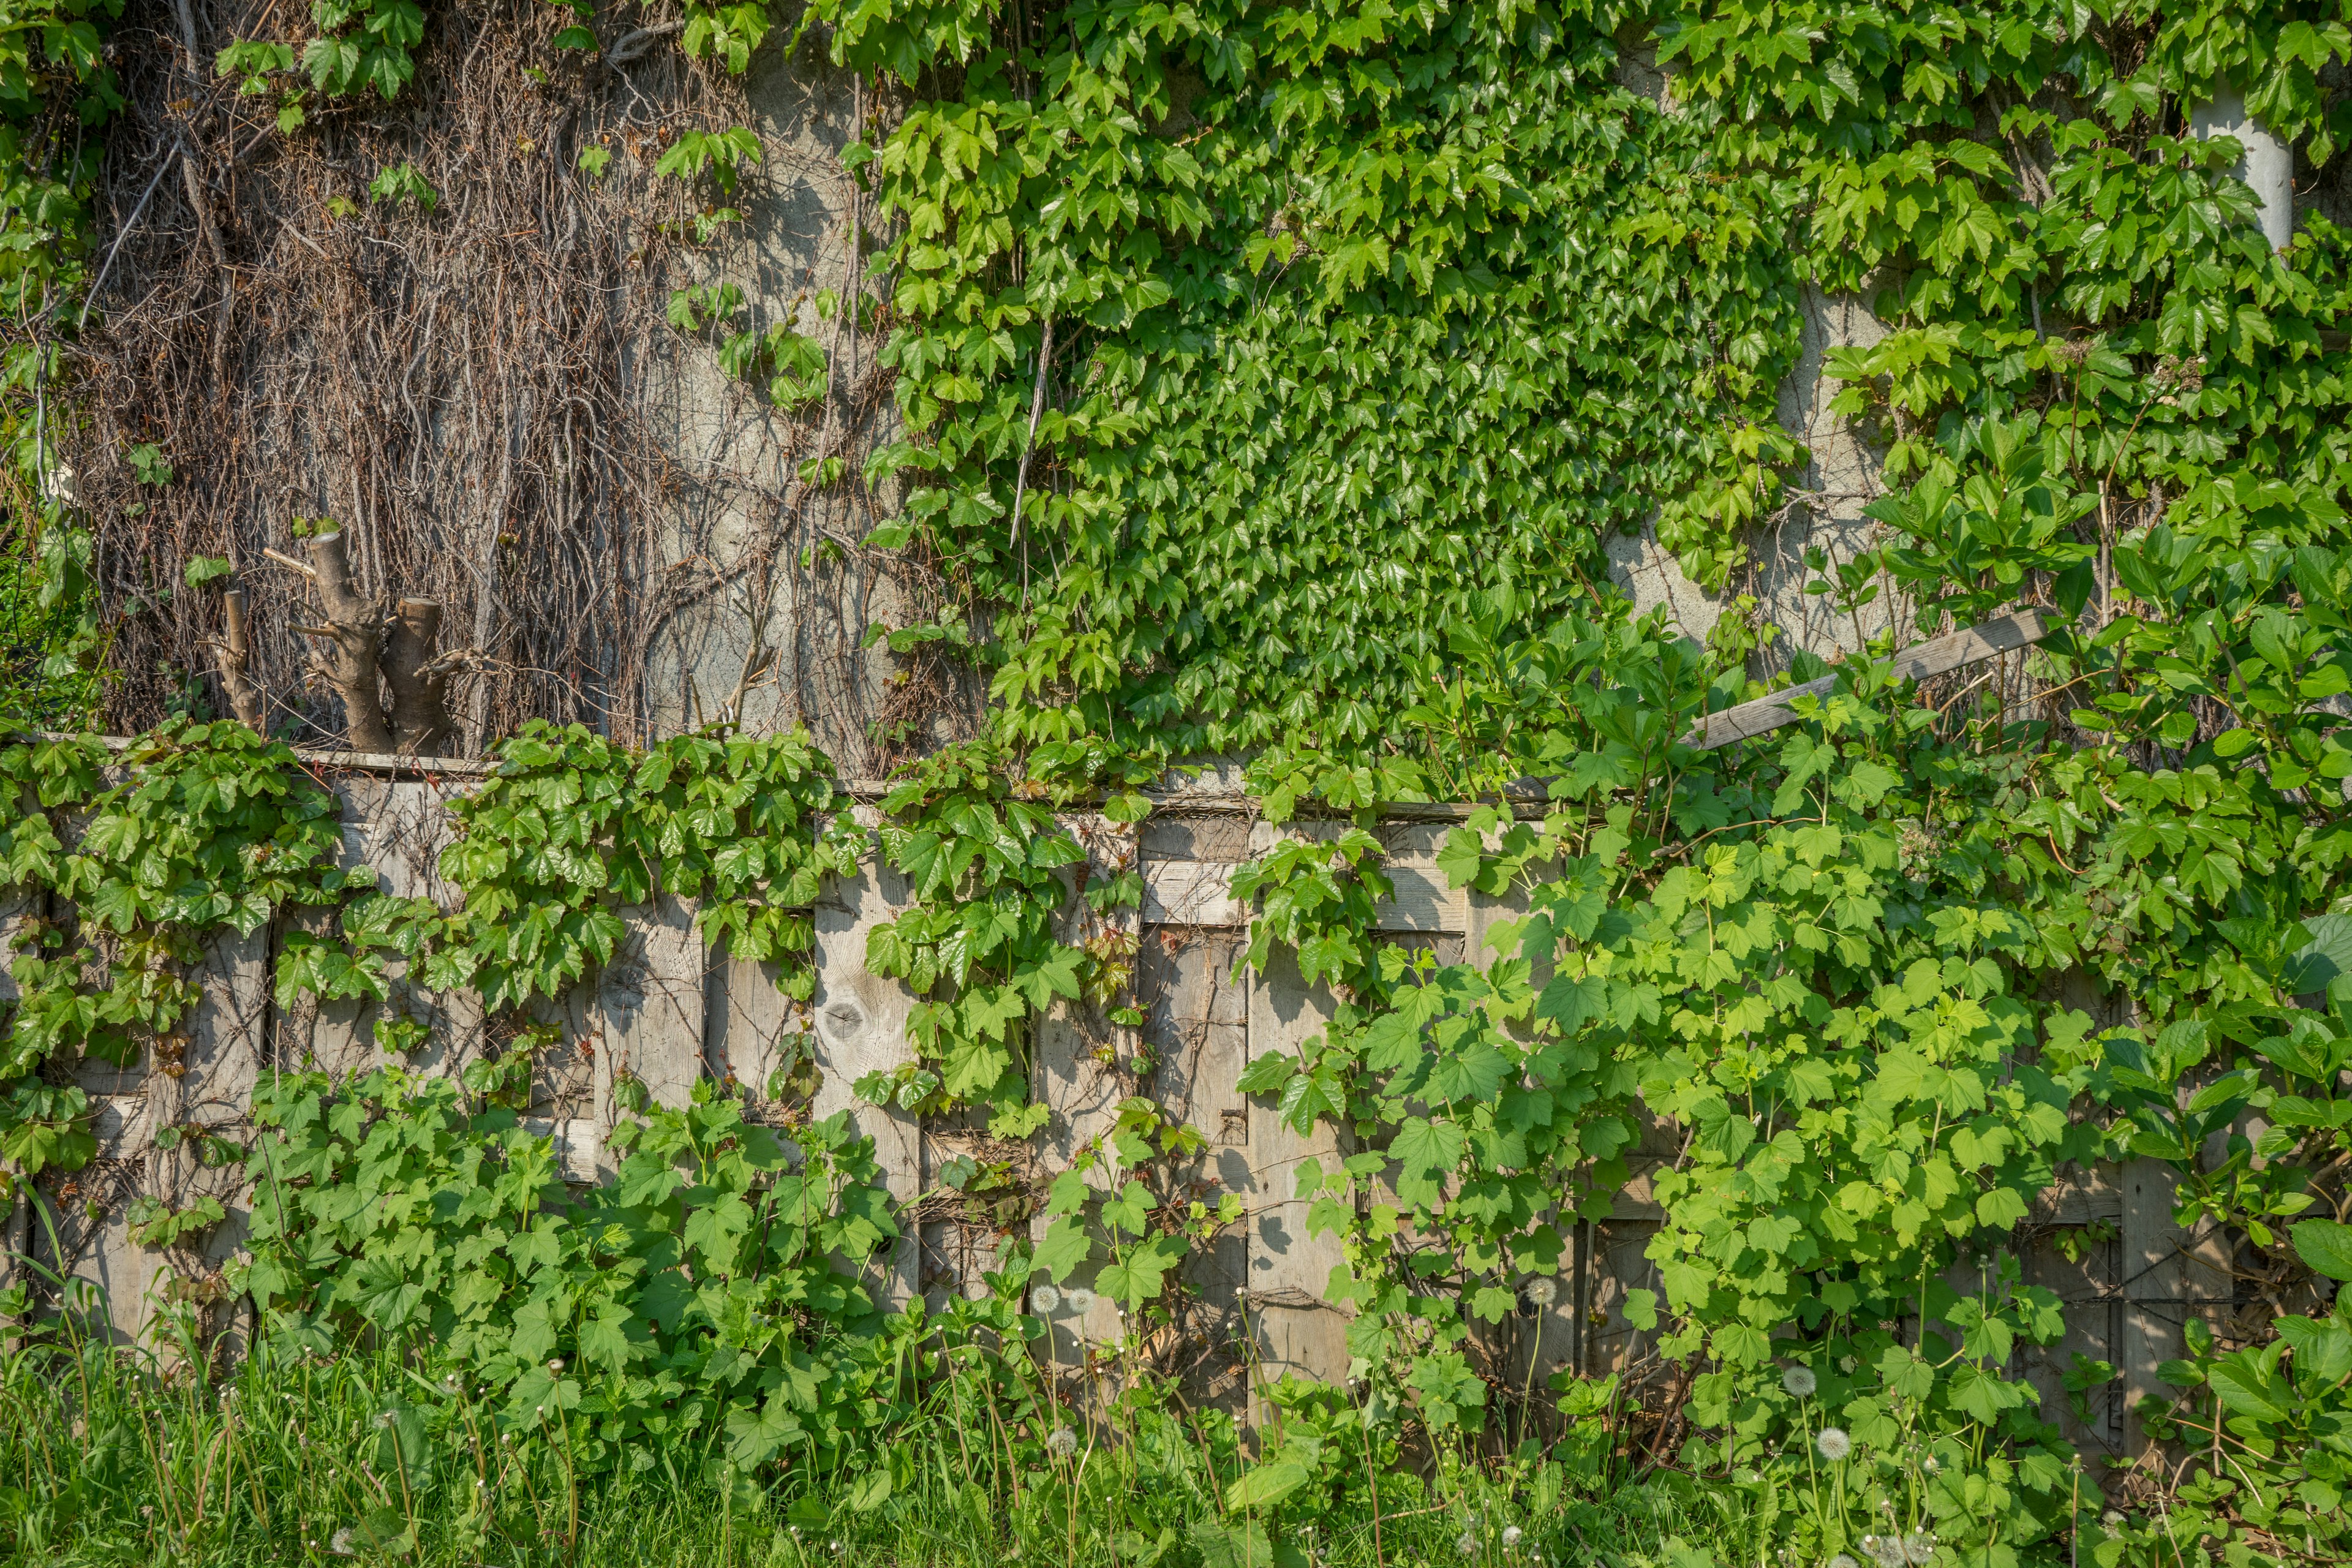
[3, 0, 2352, 1562]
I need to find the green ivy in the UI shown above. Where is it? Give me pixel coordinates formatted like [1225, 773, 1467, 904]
[427, 722, 859, 1012]
[1, 722, 355, 1205]
[857, 738, 1142, 1134]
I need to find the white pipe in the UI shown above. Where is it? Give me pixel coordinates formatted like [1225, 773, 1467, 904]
[2190, 83, 2294, 251]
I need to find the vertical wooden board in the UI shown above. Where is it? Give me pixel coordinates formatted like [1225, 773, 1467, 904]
[39, 1197, 151, 1347]
[706, 940, 809, 1101]
[918, 1114, 1011, 1310]
[529, 986, 603, 1144]
[2120, 1158, 2233, 1462]
[0, 888, 36, 1005]
[333, 776, 467, 905]
[1467, 859, 1593, 1415]
[0, 890, 37, 1335]
[1141, 818, 1254, 1412]
[1, 1191, 26, 1349]
[1243, 946, 1351, 1415]
[1030, 824, 1140, 1362]
[1586, 1220, 1665, 1377]
[1145, 929, 1251, 1382]
[176, 927, 272, 1341]
[1374, 821, 1469, 935]
[811, 844, 921, 1307]
[598, 894, 706, 1112]
[1030, 994, 1127, 1368]
[2020, 1227, 2123, 1466]
[34, 1090, 153, 1345]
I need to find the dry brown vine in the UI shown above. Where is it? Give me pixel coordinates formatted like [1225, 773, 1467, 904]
[56, 0, 975, 766]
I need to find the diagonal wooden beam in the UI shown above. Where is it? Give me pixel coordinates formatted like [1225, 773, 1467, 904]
[1684, 606, 2067, 750]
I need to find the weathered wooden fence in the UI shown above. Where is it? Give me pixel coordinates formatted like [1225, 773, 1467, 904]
[0, 745, 2235, 1482]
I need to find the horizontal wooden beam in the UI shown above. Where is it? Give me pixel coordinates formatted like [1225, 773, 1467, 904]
[1683, 606, 2065, 750]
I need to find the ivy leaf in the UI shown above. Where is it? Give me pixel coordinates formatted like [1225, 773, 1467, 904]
[1235, 1053, 1299, 1096]
[1096, 1234, 1184, 1310]
[1427, 1042, 1505, 1107]
[1277, 1066, 1344, 1136]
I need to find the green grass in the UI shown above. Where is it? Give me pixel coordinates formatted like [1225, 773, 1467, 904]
[0, 1313, 1757, 1568]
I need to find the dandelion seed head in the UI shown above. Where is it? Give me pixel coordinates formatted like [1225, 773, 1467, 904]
[1456, 1532, 1477, 1557]
[1902, 1532, 1936, 1566]
[1830, 1556, 1859, 1568]
[1501, 1526, 1523, 1548]
[1046, 1426, 1079, 1459]
[1065, 1287, 1098, 1313]
[371, 1410, 396, 1430]
[1781, 1363, 1817, 1398]
[1814, 1427, 1852, 1461]
[1523, 1278, 1559, 1308]
[1031, 1284, 1063, 1313]
[330, 1527, 357, 1557]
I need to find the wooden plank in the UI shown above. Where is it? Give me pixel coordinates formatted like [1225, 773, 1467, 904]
[1144, 860, 1242, 927]
[1143, 927, 1252, 1414]
[292, 779, 480, 1079]
[596, 894, 705, 1112]
[60, 924, 274, 1351]
[1028, 818, 1140, 1361]
[527, 985, 603, 1141]
[519, 1118, 606, 1184]
[1153, 818, 1474, 929]
[0, 888, 35, 1343]
[810, 833, 922, 1308]
[1030, 994, 1126, 1357]
[2030, 1166, 2124, 1226]
[1586, 1220, 1664, 1376]
[2021, 1226, 2124, 1466]
[2119, 1158, 2233, 1463]
[1374, 822, 1469, 935]
[1139, 817, 1253, 862]
[915, 1115, 1011, 1310]
[706, 942, 807, 1102]
[1243, 946, 1351, 1418]
[1686, 607, 2064, 749]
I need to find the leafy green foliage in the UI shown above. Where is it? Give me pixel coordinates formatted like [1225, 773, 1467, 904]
[241, 1069, 929, 1472]
[15, 0, 2352, 1555]
[428, 722, 858, 1011]
[0, 722, 353, 1199]
[826, 0, 1801, 762]
[368, 159, 439, 210]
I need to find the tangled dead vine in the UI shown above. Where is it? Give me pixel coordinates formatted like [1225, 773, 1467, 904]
[52, 0, 973, 767]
